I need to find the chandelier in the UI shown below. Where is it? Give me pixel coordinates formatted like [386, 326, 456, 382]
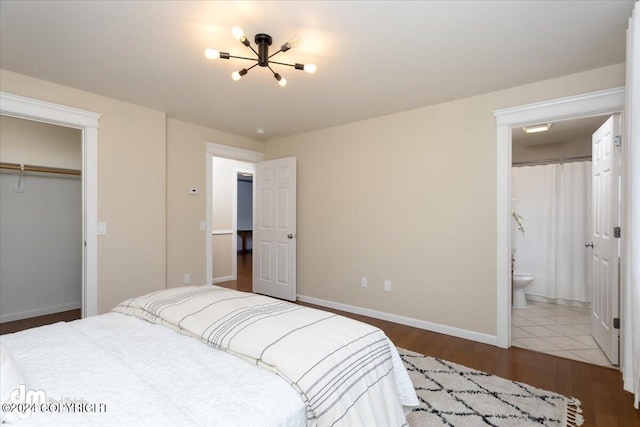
[204, 26, 317, 87]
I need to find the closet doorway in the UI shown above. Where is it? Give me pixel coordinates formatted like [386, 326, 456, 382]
[0, 91, 100, 324]
[0, 116, 82, 329]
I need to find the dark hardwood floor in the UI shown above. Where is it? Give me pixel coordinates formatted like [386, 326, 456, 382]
[0, 309, 81, 335]
[219, 253, 639, 427]
[3, 253, 637, 426]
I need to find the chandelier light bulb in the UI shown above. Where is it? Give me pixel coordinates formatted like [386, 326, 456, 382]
[288, 35, 301, 48]
[204, 48, 220, 60]
[231, 68, 247, 81]
[303, 64, 317, 74]
[274, 73, 287, 87]
[231, 26, 246, 42]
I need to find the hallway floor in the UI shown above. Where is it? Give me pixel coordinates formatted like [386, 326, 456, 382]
[511, 300, 616, 368]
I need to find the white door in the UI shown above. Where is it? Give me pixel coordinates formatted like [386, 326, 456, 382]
[253, 157, 297, 301]
[590, 114, 621, 365]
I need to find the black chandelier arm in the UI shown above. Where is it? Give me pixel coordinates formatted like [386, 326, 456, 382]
[227, 54, 259, 63]
[245, 62, 259, 72]
[267, 49, 285, 60]
[266, 64, 279, 76]
[267, 60, 296, 68]
[245, 43, 259, 58]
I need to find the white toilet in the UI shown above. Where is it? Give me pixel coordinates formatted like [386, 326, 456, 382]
[512, 272, 534, 309]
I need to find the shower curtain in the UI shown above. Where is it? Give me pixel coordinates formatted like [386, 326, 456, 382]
[511, 161, 592, 304]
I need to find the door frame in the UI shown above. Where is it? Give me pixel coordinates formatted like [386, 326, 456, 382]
[493, 87, 626, 348]
[0, 91, 101, 318]
[205, 142, 263, 285]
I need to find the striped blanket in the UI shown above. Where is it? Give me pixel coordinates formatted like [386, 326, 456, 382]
[113, 285, 417, 427]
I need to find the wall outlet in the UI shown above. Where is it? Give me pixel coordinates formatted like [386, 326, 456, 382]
[384, 280, 391, 292]
[184, 273, 191, 284]
[360, 277, 367, 288]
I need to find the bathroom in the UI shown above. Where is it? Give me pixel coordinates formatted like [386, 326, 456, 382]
[510, 115, 617, 368]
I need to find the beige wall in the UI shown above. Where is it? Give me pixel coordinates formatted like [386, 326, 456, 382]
[211, 156, 235, 281]
[165, 118, 262, 288]
[264, 63, 625, 336]
[0, 115, 81, 169]
[0, 62, 624, 339]
[1, 69, 167, 313]
[0, 70, 262, 308]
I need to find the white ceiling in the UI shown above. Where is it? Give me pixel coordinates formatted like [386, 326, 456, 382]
[511, 115, 610, 146]
[0, 1, 634, 141]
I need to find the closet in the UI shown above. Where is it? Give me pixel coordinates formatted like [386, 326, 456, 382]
[0, 116, 82, 323]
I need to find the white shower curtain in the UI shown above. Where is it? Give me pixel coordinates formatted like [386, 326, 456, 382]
[511, 161, 592, 304]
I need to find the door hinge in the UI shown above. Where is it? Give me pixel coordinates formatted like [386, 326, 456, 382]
[614, 135, 622, 147]
[613, 317, 620, 329]
[614, 227, 621, 238]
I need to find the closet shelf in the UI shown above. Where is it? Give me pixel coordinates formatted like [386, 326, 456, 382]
[0, 162, 81, 176]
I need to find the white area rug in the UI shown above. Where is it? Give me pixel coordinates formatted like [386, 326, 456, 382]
[399, 348, 584, 427]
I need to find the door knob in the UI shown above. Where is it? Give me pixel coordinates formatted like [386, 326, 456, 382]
[585, 242, 594, 248]
[287, 234, 295, 239]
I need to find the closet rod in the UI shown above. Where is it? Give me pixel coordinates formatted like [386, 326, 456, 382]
[512, 155, 592, 167]
[0, 162, 81, 176]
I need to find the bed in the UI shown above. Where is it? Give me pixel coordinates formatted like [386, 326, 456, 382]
[1, 285, 418, 426]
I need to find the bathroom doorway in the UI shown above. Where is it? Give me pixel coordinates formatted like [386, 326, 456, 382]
[509, 115, 617, 367]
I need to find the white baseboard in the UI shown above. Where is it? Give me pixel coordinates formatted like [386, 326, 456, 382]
[0, 302, 82, 323]
[526, 294, 591, 308]
[212, 275, 234, 284]
[296, 294, 498, 346]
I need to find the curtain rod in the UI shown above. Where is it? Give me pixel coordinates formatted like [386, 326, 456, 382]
[0, 162, 81, 176]
[512, 155, 592, 167]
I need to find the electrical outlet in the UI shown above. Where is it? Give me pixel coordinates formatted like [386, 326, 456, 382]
[184, 273, 191, 284]
[360, 277, 367, 288]
[384, 280, 391, 292]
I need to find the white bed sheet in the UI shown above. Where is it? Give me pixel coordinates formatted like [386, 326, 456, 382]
[0, 312, 306, 427]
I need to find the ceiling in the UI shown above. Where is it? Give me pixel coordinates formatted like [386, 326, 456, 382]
[0, 1, 634, 141]
[511, 115, 609, 147]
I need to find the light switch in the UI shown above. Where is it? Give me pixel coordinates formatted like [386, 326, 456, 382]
[97, 222, 107, 235]
[200, 221, 207, 231]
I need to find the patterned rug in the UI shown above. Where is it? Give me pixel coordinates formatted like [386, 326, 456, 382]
[398, 348, 584, 427]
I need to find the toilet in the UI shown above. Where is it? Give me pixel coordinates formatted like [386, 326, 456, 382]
[512, 272, 534, 308]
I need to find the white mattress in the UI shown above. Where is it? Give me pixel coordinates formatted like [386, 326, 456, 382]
[0, 312, 307, 426]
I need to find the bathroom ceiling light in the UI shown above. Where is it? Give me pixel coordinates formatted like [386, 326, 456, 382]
[522, 123, 552, 134]
[204, 26, 317, 87]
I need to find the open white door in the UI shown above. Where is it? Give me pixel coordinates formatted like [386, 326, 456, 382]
[253, 157, 297, 301]
[591, 114, 621, 365]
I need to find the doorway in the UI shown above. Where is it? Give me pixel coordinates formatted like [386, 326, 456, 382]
[209, 156, 255, 285]
[0, 116, 82, 326]
[493, 87, 626, 351]
[205, 143, 263, 290]
[509, 115, 616, 367]
[0, 92, 100, 319]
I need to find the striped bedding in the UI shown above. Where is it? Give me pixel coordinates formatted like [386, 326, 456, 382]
[113, 285, 418, 427]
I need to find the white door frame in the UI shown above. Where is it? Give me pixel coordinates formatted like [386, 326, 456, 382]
[205, 142, 263, 285]
[0, 92, 101, 318]
[493, 87, 626, 348]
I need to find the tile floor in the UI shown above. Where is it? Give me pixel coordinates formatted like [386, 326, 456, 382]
[511, 300, 617, 368]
